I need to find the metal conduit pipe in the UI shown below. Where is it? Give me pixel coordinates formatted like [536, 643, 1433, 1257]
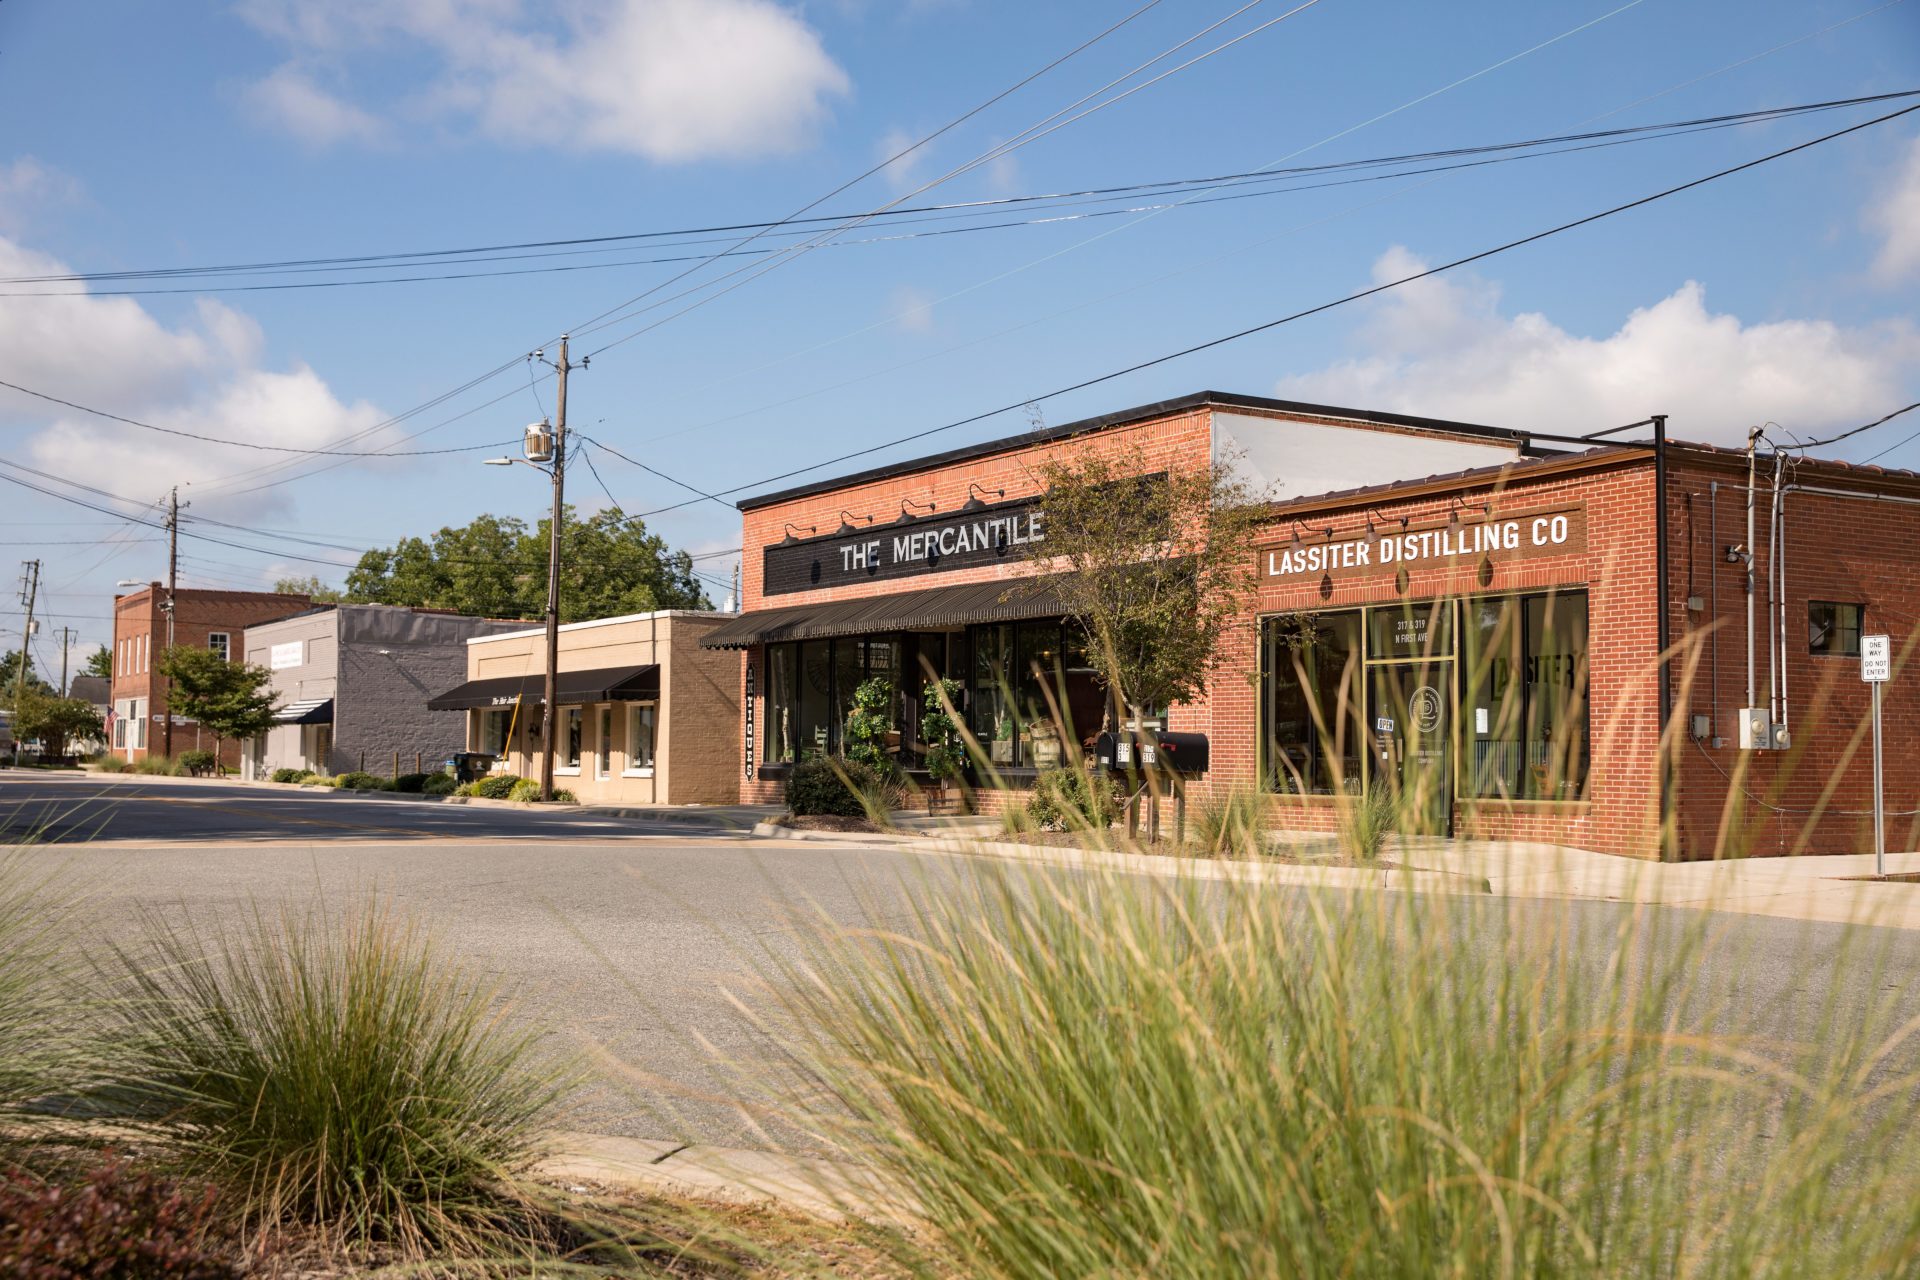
[1745, 431, 1760, 711]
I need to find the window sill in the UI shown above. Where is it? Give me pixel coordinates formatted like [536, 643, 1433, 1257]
[1458, 797, 1590, 811]
[556, 767, 582, 776]
[621, 769, 656, 778]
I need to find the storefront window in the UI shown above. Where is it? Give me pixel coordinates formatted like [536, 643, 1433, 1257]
[798, 639, 833, 757]
[766, 644, 796, 764]
[627, 703, 655, 772]
[1367, 598, 1453, 660]
[560, 708, 583, 770]
[1262, 612, 1364, 794]
[1461, 592, 1588, 799]
[477, 709, 512, 755]
[972, 624, 1015, 765]
[597, 707, 613, 779]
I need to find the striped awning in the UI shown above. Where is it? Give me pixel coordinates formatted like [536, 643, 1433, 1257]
[699, 575, 1070, 650]
[273, 697, 333, 725]
[427, 664, 660, 711]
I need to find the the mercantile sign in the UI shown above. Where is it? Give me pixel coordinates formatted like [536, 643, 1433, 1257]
[763, 497, 1047, 596]
[1262, 506, 1586, 583]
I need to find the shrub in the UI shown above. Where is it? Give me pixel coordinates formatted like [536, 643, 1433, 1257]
[921, 678, 969, 785]
[466, 774, 519, 800]
[392, 772, 431, 793]
[507, 778, 539, 803]
[133, 756, 183, 776]
[298, 774, 336, 787]
[176, 750, 218, 777]
[786, 757, 879, 818]
[843, 676, 896, 773]
[102, 902, 565, 1258]
[1337, 782, 1399, 861]
[422, 773, 457, 796]
[0, 853, 81, 1147]
[781, 864, 1920, 1280]
[1025, 768, 1118, 832]
[92, 755, 132, 774]
[1188, 783, 1270, 856]
[0, 1159, 236, 1279]
[332, 771, 390, 792]
[268, 767, 311, 785]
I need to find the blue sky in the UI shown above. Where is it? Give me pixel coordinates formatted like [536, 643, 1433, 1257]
[1, 0, 1917, 666]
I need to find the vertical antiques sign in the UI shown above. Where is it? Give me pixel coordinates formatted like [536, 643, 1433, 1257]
[743, 662, 756, 780]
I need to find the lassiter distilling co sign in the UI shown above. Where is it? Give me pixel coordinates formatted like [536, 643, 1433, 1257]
[1262, 506, 1586, 583]
[763, 498, 1047, 596]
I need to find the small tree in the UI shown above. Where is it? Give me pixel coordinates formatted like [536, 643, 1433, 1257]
[84, 644, 113, 681]
[155, 647, 280, 761]
[1024, 454, 1266, 730]
[8, 689, 104, 758]
[921, 678, 968, 785]
[273, 574, 342, 603]
[844, 676, 896, 774]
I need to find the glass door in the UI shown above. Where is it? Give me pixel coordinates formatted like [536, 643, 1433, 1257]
[1366, 660, 1453, 835]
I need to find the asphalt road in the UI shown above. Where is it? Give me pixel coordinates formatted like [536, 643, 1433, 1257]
[8, 770, 1920, 1158]
[0, 771, 769, 843]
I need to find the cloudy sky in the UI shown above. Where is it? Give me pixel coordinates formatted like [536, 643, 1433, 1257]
[1, 0, 1916, 664]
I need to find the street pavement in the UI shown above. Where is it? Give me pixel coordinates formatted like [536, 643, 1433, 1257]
[0, 771, 769, 843]
[9, 769, 1920, 1162]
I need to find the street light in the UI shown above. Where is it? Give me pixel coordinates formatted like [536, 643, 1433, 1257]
[482, 337, 572, 803]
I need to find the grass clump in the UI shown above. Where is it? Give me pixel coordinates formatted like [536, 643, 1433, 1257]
[778, 864, 1920, 1279]
[1187, 782, 1269, 855]
[0, 852, 82, 1147]
[91, 755, 131, 774]
[1337, 780, 1399, 861]
[132, 756, 183, 776]
[100, 902, 567, 1259]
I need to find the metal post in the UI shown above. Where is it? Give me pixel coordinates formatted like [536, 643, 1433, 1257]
[1873, 680, 1886, 879]
[540, 336, 570, 804]
[163, 487, 178, 759]
[1652, 413, 1674, 858]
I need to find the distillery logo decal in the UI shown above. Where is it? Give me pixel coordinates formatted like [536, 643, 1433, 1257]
[1263, 506, 1586, 583]
[763, 498, 1047, 596]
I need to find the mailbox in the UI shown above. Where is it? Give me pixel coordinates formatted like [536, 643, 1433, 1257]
[1094, 730, 1209, 775]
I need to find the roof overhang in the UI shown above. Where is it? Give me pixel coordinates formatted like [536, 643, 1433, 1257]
[427, 664, 660, 710]
[700, 575, 1070, 649]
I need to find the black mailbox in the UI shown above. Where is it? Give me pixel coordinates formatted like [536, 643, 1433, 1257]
[1094, 730, 1209, 774]
[450, 752, 497, 783]
[1155, 731, 1209, 774]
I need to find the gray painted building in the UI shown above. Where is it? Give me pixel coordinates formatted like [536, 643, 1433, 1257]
[243, 605, 526, 778]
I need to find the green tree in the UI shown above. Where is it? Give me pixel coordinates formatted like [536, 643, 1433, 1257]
[273, 575, 343, 603]
[1023, 455, 1265, 730]
[84, 644, 112, 680]
[344, 507, 708, 622]
[0, 651, 51, 700]
[8, 688, 104, 758]
[155, 647, 279, 760]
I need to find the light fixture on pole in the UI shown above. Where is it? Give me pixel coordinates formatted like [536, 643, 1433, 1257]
[483, 339, 575, 802]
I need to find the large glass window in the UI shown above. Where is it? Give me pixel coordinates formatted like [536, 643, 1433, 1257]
[1262, 611, 1365, 794]
[766, 644, 797, 765]
[798, 639, 834, 757]
[1808, 601, 1864, 657]
[560, 707, 583, 770]
[972, 624, 1015, 764]
[1461, 591, 1588, 799]
[477, 709, 512, 755]
[597, 707, 613, 779]
[627, 703, 656, 772]
[1367, 599, 1453, 660]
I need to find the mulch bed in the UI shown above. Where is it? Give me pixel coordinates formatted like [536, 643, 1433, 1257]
[777, 815, 898, 835]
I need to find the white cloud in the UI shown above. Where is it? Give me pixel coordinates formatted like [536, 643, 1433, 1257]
[876, 127, 926, 192]
[1274, 247, 1920, 446]
[0, 234, 388, 517]
[0, 157, 82, 236]
[236, 0, 850, 161]
[244, 64, 386, 147]
[1869, 134, 1920, 281]
[889, 283, 935, 333]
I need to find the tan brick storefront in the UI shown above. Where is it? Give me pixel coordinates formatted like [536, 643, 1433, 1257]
[705, 391, 1920, 860]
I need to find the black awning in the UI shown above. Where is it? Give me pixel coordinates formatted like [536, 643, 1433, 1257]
[700, 575, 1069, 649]
[427, 664, 660, 710]
[273, 697, 333, 725]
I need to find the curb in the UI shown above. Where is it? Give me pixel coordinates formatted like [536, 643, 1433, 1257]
[921, 835, 1494, 894]
[750, 821, 918, 846]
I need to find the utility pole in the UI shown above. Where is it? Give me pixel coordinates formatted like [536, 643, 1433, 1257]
[56, 626, 76, 696]
[539, 337, 570, 804]
[14, 559, 39, 708]
[162, 486, 184, 758]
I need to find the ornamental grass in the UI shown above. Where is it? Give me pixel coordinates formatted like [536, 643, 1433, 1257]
[0, 847, 85, 1151]
[99, 901, 569, 1260]
[773, 853, 1920, 1279]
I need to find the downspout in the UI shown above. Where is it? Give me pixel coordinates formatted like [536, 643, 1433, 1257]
[1653, 414, 1672, 857]
[1709, 482, 1719, 737]
[1775, 457, 1791, 739]
[1745, 429, 1760, 711]
[1767, 450, 1784, 730]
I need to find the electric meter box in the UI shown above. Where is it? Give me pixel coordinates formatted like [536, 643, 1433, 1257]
[1736, 707, 1772, 751]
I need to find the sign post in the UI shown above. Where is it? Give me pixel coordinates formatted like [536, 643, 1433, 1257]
[1861, 634, 1891, 878]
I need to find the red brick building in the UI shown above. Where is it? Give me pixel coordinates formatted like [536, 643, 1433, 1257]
[702, 391, 1919, 860]
[109, 583, 310, 766]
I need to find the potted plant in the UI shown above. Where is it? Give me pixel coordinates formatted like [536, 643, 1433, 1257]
[990, 713, 1015, 764]
[921, 679, 968, 809]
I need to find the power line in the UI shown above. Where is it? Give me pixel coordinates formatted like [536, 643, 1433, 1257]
[1790, 402, 1920, 451]
[618, 98, 1920, 519]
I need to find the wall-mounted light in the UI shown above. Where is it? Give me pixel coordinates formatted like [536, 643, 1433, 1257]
[779, 522, 817, 547]
[834, 509, 876, 537]
[1288, 518, 1333, 547]
[1446, 496, 1490, 528]
[893, 496, 938, 524]
[963, 482, 1004, 513]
